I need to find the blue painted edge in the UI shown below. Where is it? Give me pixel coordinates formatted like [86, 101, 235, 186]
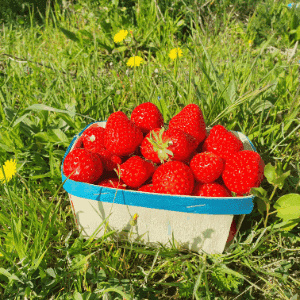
[61, 122, 256, 215]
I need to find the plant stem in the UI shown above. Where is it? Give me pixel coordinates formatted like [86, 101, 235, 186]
[264, 185, 278, 228]
[174, 57, 178, 101]
[134, 64, 137, 105]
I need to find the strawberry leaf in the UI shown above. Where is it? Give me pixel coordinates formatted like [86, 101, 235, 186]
[256, 198, 270, 216]
[264, 163, 276, 184]
[264, 162, 290, 189]
[273, 194, 300, 222]
[273, 169, 291, 190]
[251, 187, 269, 202]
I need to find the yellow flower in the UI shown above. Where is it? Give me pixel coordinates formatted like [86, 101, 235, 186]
[169, 47, 183, 60]
[126, 56, 143, 67]
[114, 30, 128, 43]
[130, 213, 139, 226]
[248, 40, 253, 47]
[0, 158, 17, 183]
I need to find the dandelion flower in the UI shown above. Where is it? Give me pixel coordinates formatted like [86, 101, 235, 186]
[169, 48, 183, 60]
[0, 158, 17, 183]
[127, 56, 143, 68]
[130, 213, 139, 226]
[248, 40, 254, 47]
[114, 30, 128, 43]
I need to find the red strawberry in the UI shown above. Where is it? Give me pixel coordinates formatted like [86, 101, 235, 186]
[82, 125, 105, 153]
[141, 127, 198, 163]
[63, 148, 103, 184]
[153, 161, 194, 195]
[163, 128, 198, 162]
[117, 156, 155, 188]
[146, 161, 156, 177]
[226, 219, 237, 243]
[97, 148, 122, 171]
[138, 184, 156, 193]
[168, 104, 206, 144]
[140, 128, 164, 164]
[190, 152, 224, 183]
[97, 178, 127, 189]
[202, 125, 243, 161]
[104, 111, 143, 156]
[182, 150, 198, 166]
[222, 150, 265, 195]
[192, 182, 232, 197]
[131, 102, 164, 134]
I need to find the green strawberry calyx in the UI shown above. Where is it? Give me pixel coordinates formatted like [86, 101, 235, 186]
[147, 127, 174, 164]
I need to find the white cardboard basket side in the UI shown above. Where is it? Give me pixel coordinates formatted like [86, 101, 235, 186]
[66, 122, 256, 255]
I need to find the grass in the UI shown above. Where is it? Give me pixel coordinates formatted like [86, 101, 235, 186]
[0, 0, 300, 298]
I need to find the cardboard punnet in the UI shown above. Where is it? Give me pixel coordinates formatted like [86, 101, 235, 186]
[61, 121, 257, 255]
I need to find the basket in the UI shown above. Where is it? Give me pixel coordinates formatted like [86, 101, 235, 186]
[61, 121, 257, 255]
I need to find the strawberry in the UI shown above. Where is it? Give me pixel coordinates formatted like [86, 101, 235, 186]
[190, 152, 224, 183]
[163, 128, 198, 162]
[63, 148, 103, 184]
[117, 156, 155, 188]
[168, 104, 206, 145]
[152, 161, 194, 195]
[141, 127, 198, 163]
[182, 150, 198, 166]
[131, 102, 164, 134]
[140, 128, 164, 164]
[97, 148, 122, 171]
[138, 184, 156, 193]
[226, 219, 237, 243]
[97, 178, 127, 189]
[222, 150, 265, 195]
[82, 125, 105, 153]
[202, 125, 243, 161]
[104, 111, 143, 156]
[192, 182, 232, 197]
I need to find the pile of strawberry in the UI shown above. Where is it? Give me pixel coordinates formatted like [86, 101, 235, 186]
[63, 103, 265, 198]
